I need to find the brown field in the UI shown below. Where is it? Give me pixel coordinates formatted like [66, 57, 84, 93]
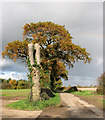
[78, 87, 97, 91]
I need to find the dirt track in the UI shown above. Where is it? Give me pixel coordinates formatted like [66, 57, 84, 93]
[60, 93, 103, 118]
[37, 93, 103, 119]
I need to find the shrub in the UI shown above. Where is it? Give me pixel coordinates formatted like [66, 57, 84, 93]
[97, 73, 105, 95]
[1, 83, 11, 89]
[65, 86, 78, 93]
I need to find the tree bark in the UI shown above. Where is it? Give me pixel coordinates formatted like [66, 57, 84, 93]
[35, 43, 40, 65]
[28, 43, 40, 102]
[28, 43, 34, 65]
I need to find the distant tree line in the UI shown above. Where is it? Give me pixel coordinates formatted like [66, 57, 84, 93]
[0, 77, 62, 90]
[0, 78, 31, 89]
[77, 85, 97, 88]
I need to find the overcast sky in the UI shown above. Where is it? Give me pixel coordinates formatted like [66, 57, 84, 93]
[0, 2, 103, 86]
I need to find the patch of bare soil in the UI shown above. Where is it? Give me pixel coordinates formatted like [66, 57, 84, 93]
[2, 96, 25, 107]
[37, 100, 68, 119]
[2, 96, 26, 100]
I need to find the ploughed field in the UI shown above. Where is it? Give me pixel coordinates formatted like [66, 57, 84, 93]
[78, 87, 97, 91]
[1, 89, 31, 100]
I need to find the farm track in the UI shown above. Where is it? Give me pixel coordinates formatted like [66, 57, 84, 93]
[37, 93, 104, 119]
[60, 93, 103, 118]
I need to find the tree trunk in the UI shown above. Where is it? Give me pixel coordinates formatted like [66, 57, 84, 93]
[28, 43, 40, 102]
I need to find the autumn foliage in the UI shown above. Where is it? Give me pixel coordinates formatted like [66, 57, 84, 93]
[2, 40, 29, 62]
[9, 80, 18, 89]
[2, 21, 91, 91]
[0, 78, 31, 89]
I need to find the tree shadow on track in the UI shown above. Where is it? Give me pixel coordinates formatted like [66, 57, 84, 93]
[1, 118, 104, 120]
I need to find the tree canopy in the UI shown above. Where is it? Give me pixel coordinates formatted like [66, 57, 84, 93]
[2, 21, 91, 91]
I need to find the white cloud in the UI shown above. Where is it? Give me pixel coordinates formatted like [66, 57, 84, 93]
[0, 71, 28, 80]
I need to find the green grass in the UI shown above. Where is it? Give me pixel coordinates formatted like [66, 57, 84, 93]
[98, 99, 105, 102]
[70, 90, 102, 96]
[5, 93, 61, 110]
[1, 89, 31, 97]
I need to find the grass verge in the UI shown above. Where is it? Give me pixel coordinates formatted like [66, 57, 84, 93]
[5, 93, 61, 110]
[70, 90, 100, 96]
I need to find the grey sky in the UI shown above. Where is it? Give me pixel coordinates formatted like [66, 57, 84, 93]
[1, 2, 103, 86]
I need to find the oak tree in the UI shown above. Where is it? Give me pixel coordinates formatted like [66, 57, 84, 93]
[2, 21, 91, 92]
